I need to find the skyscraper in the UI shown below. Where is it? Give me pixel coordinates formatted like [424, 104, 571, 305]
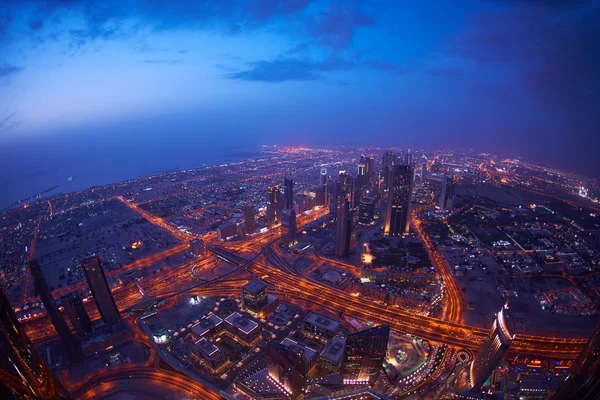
[335, 198, 352, 258]
[267, 340, 308, 399]
[549, 321, 600, 400]
[358, 156, 368, 191]
[365, 156, 375, 186]
[359, 197, 375, 225]
[81, 257, 121, 327]
[439, 174, 455, 211]
[243, 203, 255, 234]
[0, 284, 72, 400]
[343, 325, 390, 385]
[61, 292, 93, 338]
[281, 209, 297, 243]
[266, 185, 283, 228]
[28, 260, 78, 352]
[384, 164, 413, 236]
[469, 303, 515, 391]
[284, 178, 294, 210]
[382, 151, 397, 188]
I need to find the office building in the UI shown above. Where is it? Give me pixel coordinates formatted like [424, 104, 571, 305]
[82, 257, 121, 327]
[281, 209, 297, 243]
[266, 185, 283, 228]
[469, 303, 515, 391]
[243, 204, 255, 234]
[365, 156, 375, 186]
[28, 260, 79, 352]
[550, 321, 600, 400]
[284, 178, 294, 210]
[320, 335, 347, 371]
[0, 285, 72, 400]
[384, 164, 413, 236]
[358, 197, 375, 225]
[343, 325, 390, 385]
[267, 341, 308, 399]
[303, 311, 341, 343]
[316, 186, 326, 206]
[335, 198, 352, 258]
[224, 312, 261, 345]
[439, 174, 455, 211]
[242, 280, 268, 314]
[421, 159, 428, 179]
[61, 292, 93, 337]
[382, 151, 397, 188]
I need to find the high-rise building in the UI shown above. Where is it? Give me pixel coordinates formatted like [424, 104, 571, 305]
[365, 156, 375, 186]
[0, 284, 72, 399]
[335, 198, 352, 258]
[469, 303, 515, 391]
[421, 159, 428, 180]
[267, 340, 308, 399]
[405, 153, 413, 166]
[359, 197, 375, 225]
[284, 178, 294, 210]
[343, 325, 390, 385]
[266, 185, 283, 228]
[281, 209, 297, 243]
[61, 292, 93, 338]
[315, 186, 326, 207]
[549, 321, 600, 400]
[439, 174, 455, 211]
[320, 167, 328, 186]
[382, 151, 397, 188]
[28, 260, 78, 352]
[242, 280, 268, 314]
[243, 204, 255, 234]
[384, 164, 413, 236]
[81, 257, 121, 327]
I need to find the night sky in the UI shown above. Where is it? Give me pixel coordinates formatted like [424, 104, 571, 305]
[0, 1, 599, 177]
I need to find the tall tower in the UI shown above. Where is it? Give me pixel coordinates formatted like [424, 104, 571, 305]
[0, 285, 72, 399]
[550, 321, 600, 399]
[284, 178, 294, 210]
[469, 303, 515, 391]
[266, 185, 283, 228]
[382, 151, 397, 188]
[343, 325, 390, 385]
[384, 164, 413, 236]
[81, 257, 120, 327]
[335, 198, 352, 258]
[243, 203, 255, 234]
[61, 292, 93, 338]
[439, 175, 455, 211]
[28, 260, 78, 352]
[281, 209, 297, 243]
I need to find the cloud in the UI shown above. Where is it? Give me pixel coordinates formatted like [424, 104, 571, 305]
[425, 67, 463, 78]
[142, 59, 179, 65]
[309, 2, 375, 49]
[226, 57, 351, 82]
[361, 60, 411, 75]
[0, 64, 23, 77]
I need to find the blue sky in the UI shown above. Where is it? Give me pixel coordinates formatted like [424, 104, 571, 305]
[0, 0, 599, 177]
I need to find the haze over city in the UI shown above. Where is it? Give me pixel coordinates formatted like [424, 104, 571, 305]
[1, 1, 599, 400]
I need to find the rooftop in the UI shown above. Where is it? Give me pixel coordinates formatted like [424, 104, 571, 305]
[304, 311, 341, 333]
[225, 312, 259, 334]
[243, 280, 267, 295]
[281, 337, 317, 363]
[320, 335, 347, 364]
[191, 313, 223, 337]
[194, 338, 221, 359]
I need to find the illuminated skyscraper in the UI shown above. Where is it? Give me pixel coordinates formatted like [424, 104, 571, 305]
[359, 197, 375, 225]
[284, 178, 294, 210]
[281, 209, 297, 243]
[267, 341, 308, 399]
[0, 284, 72, 399]
[335, 198, 352, 258]
[550, 321, 600, 400]
[439, 174, 455, 211]
[28, 260, 78, 353]
[343, 325, 390, 385]
[243, 203, 255, 234]
[266, 185, 283, 228]
[81, 257, 121, 327]
[469, 303, 515, 391]
[384, 164, 413, 236]
[382, 151, 398, 188]
[61, 292, 93, 338]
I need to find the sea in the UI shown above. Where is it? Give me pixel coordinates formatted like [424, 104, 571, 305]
[0, 133, 262, 208]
